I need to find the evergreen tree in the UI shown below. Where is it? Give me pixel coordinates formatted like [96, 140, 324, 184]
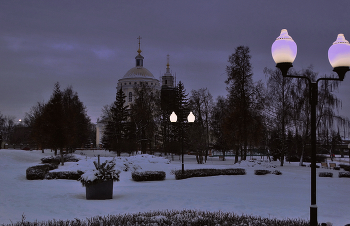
[225, 46, 265, 162]
[25, 83, 91, 163]
[130, 83, 161, 154]
[102, 88, 129, 155]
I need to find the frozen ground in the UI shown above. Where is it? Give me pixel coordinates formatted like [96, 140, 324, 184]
[0, 149, 349, 225]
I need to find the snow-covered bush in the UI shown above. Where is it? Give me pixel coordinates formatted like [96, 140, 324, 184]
[174, 168, 246, 180]
[339, 172, 350, 178]
[319, 172, 333, 177]
[45, 171, 84, 180]
[272, 170, 282, 175]
[26, 164, 58, 180]
[254, 170, 271, 175]
[132, 171, 166, 181]
[339, 164, 350, 172]
[78, 160, 120, 187]
[41, 155, 79, 165]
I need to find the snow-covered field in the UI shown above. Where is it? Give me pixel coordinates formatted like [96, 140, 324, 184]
[0, 149, 349, 225]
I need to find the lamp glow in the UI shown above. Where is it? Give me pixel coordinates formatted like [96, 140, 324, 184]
[328, 34, 350, 68]
[271, 29, 297, 64]
[170, 111, 177, 122]
[187, 112, 195, 123]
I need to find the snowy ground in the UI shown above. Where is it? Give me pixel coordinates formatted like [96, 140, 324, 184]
[0, 149, 349, 225]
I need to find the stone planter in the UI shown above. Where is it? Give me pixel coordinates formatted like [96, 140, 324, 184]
[86, 180, 113, 200]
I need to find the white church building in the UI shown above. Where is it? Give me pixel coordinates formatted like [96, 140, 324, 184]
[96, 38, 175, 147]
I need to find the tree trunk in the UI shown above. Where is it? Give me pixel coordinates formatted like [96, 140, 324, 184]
[60, 148, 64, 166]
[235, 147, 239, 163]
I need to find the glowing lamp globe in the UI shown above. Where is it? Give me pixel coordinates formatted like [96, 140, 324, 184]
[328, 34, 350, 68]
[271, 29, 297, 64]
[187, 112, 195, 123]
[170, 111, 177, 122]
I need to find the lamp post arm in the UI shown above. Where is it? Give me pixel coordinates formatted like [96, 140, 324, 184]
[316, 77, 342, 84]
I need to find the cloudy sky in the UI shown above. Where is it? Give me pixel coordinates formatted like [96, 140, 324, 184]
[1, 1, 350, 124]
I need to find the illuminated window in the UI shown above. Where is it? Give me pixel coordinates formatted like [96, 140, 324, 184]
[129, 92, 132, 102]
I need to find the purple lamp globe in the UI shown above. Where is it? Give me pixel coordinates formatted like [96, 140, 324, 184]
[271, 29, 297, 64]
[328, 34, 350, 80]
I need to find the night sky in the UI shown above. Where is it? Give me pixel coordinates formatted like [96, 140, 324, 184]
[1, 1, 350, 123]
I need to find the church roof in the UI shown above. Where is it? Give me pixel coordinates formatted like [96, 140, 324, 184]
[122, 66, 155, 79]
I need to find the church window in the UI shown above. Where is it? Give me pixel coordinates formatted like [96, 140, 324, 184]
[129, 92, 132, 102]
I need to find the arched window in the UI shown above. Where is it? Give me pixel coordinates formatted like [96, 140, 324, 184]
[129, 92, 132, 102]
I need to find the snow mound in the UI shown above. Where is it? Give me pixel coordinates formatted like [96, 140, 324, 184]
[51, 154, 171, 174]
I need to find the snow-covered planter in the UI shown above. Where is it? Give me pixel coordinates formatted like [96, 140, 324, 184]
[78, 160, 120, 200]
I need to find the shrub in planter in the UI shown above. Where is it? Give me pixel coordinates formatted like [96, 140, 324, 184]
[319, 172, 333, 177]
[26, 164, 58, 180]
[339, 172, 350, 178]
[79, 160, 121, 200]
[79, 160, 120, 187]
[45, 171, 84, 180]
[132, 171, 166, 181]
[254, 170, 271, 175]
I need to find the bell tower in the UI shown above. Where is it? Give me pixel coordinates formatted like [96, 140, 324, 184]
[161, 55, 174, 88]
[161, 55, 176, 113]
[135, 36, 144, 67]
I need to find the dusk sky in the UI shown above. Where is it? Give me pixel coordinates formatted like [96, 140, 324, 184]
[1, 1, 350, 124]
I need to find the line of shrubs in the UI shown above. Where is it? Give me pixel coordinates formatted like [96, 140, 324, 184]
[131, 171, 166, 181]
[254, 170, 282, 175]
[174, 168, 246, 180]
[0, 210, 313, 226]
[41, 155, 79, 164]
[319, 172, 350, 178]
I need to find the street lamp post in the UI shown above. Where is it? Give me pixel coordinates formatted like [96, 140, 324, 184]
[272, 29, 350, 226]
[170, 111, 195, 174]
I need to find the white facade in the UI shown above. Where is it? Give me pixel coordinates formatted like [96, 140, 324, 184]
[117, 50, 160, 108]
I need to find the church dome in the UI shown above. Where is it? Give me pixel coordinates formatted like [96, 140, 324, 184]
[122, 66, 155, 79]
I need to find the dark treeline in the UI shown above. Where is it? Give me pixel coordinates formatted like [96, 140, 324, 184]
[0, 83, 94, 165]
[101, 45, 349, 165]
[1, 46, 349, 166]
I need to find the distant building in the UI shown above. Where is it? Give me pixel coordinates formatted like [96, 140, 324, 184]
[116, 37, 161, 108]
[161, 55, 176, 113]
[96, 37, 176, 146]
